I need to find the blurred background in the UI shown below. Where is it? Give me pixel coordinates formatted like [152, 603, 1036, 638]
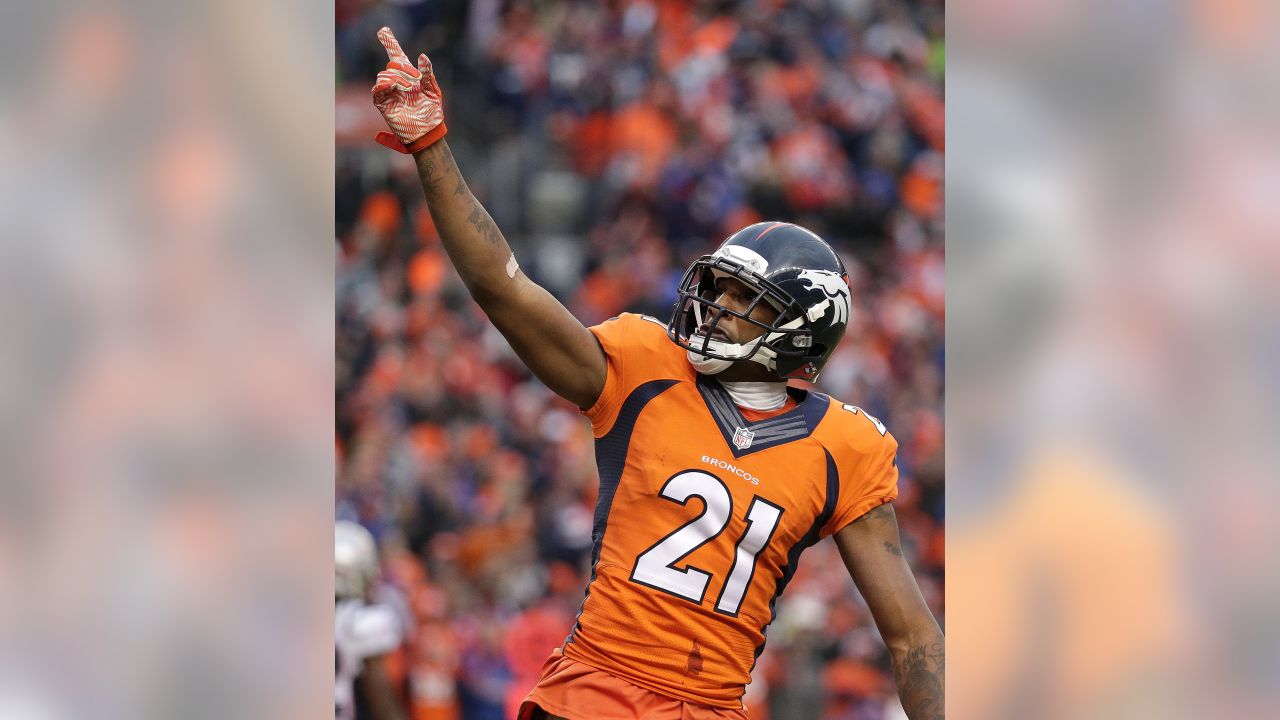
[335, 1, 944, 718]
[0, 0, 334, 718]
[947, 0, 1280, 719]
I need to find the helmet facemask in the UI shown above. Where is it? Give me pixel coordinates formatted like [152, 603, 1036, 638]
[668, 256, 816, 377]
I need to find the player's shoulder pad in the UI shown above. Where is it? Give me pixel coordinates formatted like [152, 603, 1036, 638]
[814, 395, 899, 462]
[611, 312, 678, 353]
[620, 312, 671, 334]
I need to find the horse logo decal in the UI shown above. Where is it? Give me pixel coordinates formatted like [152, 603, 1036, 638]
[795, 270, 850, 325]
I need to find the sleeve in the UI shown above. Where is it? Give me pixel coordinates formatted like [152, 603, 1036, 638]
[822, 431, 900, 537]
[582, 315, 631, 437]
[582, 313, 679, 437]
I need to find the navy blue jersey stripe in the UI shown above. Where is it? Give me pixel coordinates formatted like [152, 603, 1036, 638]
[563, 378, 679, 648]
[750, 421, 809, 437]
[744, 447, 840, 685]
[752, 417, 808, 432]
[704, 386, 742, 431]
[751, 424, 809, 438]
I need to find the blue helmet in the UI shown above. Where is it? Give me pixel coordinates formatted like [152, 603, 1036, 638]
[667, 222, 851, 382]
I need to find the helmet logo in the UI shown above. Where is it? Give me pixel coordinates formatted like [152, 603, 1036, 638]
[713, 245, 770, 276]
[796, 269, 850, 325]
[732, 426, 756, 450]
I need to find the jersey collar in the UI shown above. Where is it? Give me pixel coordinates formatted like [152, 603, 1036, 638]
[694, 375, 829, 458]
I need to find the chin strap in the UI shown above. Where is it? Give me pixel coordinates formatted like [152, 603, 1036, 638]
[687, 352, 735, 376]
[686, 334, 777, 377]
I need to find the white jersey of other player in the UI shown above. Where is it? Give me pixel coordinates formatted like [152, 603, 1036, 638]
[335, 598, 402, 720]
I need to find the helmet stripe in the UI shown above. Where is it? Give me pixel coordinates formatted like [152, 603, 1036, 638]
[753, 221, 787, 242]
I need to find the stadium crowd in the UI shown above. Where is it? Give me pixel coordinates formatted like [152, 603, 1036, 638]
[335, 1, 943, 718]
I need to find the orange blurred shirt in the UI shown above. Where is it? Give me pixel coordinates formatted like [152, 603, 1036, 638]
[560, 314, 899, 708]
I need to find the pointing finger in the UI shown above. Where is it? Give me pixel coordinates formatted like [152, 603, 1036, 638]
[377, 27, 409, 65]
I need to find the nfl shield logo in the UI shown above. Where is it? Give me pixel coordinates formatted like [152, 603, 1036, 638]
[732, 426, 755, 450]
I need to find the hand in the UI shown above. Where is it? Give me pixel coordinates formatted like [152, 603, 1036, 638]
[371, 27, 447, 154]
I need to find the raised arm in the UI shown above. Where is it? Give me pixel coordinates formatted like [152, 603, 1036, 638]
[370, 28, 606, 408]
[835, 504, 944, 720]
[408, 140, 606, 407]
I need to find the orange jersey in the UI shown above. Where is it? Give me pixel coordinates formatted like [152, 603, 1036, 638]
[562, 313, 899, 708]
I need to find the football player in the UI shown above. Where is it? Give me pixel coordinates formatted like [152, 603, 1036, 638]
[335, 520, 407, 720]
[371, 28, 944, 720]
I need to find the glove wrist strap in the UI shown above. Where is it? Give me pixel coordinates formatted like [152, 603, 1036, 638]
[405, 123, 448, 153]
[375, 122, 448, 154]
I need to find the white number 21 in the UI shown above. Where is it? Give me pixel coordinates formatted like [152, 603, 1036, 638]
[630, 470, 784, 616]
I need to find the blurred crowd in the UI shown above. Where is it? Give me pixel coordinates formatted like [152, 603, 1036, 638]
[335, 1, 943, 718]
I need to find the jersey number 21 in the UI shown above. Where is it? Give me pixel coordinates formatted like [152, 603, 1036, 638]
[629, 470, 784, 617]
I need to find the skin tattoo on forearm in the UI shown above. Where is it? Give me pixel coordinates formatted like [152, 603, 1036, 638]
[464, 201, 503, 247]
[895, 638, 945, 720]
[421, 155, 447, 193]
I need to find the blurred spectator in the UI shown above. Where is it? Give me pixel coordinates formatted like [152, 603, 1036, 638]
[337, 1, 943, 718]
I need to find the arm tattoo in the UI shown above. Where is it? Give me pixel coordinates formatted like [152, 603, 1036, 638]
[855, 503, 894, 523]
[893, 638, 945, 720]
[421, 156, 448, 193]
[883, 540, 903, 556]
[417, 143, 460, 196]
[465, 200, 504, 247]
